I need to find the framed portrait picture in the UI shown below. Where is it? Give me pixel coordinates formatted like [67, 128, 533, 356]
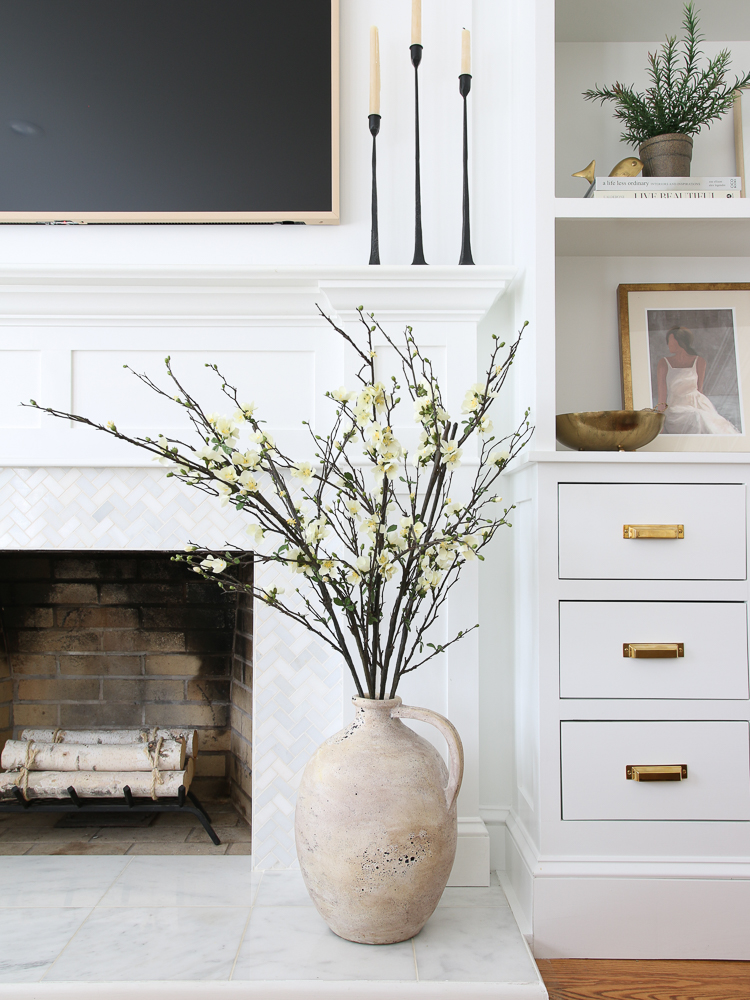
[618, 283, 750, 452]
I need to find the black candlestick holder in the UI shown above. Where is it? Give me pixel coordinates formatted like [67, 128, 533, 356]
[410, 43, 427, 265]
[458, 73, 474, 265]
[369, 113, 381, 265]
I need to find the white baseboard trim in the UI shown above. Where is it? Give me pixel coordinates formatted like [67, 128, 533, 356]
[497, 870, 532, 944]
[447, 817, 491, 886]
[501, 810, 750, 959]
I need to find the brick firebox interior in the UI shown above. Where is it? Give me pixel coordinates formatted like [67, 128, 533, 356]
[0, 551, 252, 825]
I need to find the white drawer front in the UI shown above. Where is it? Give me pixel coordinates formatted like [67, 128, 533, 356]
[559, 602, 749, 700]
[561, 721, 750, 821]
[558, 483, 746, 580]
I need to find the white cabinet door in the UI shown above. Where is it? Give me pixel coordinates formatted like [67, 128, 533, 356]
[559, 602, 749, 700]
[561, 721, 750, 821]
[558, 483, 746, 580]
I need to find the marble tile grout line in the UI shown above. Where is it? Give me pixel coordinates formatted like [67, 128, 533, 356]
[229, 873, 262, 981]
[40, 857, 135, 981]
[411, 938, 419, 981]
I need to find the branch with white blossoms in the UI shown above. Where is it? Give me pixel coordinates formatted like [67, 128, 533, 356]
[24, 308, 533, 700]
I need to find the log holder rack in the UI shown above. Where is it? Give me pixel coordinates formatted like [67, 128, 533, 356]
[0, 783, 221, 845]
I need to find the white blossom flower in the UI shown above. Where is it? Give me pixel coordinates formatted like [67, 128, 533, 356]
[246, 523, 265, 545]
[214, 482, 233, 506]
[195, 445, 219, 464]
[331, 386, 356, 403]
[416, 430, 437, 464]
[444, 500, 463, 517]
[232, 450, 260, 469]
[435, 544, 456, 570]
[376, 551, 397, 579]
[184, 544, 198, 552]
[419, 567, 442, 590]
[344, 499, 361, 518]
[478, 416, 494, 436]
[373, 456, 399, 482]
[488, 449, 509, 466]
[346, 568, 362, 585]
[200, 555, 227, 574]
[319, 558, 338, 579]
[236, 401, 256, 419]
[413, 397, 432, 423]
[440, 440, 463, 468]
[356, 555, 371, 573]
[207, 413, 239, 439]
[238, 471, 259, 492]
[461, 383, 486, 414]
[304, 517, 330, 545]
[291, 461, 314, 484]
[106, 420, 117, 431]
[215, 466, 238, 483]
[371, 382, 389, 412]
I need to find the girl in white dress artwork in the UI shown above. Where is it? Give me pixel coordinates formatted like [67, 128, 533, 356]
[656, 327, 740, 435]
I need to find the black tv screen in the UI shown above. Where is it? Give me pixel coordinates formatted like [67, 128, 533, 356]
[0, 0, 338, 222]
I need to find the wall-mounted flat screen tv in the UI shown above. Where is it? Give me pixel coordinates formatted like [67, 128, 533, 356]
[0, 0, 338, 223]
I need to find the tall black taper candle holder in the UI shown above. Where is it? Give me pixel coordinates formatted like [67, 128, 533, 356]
[369, 113, 381, 265]
[410, 43, 427, 265]
[458, 73, 474, 265]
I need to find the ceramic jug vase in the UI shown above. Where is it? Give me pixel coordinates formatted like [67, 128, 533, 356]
[295, 696, 464, 945]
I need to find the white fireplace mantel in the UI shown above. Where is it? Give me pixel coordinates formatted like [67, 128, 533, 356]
[0, 264, 514, 882]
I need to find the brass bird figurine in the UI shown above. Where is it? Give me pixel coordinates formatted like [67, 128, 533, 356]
[610, 157, 643, 177]
[572, 157, 643, 197]
[572, 159, 596, 185]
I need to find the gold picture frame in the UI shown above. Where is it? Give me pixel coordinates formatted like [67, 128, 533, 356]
[618, 282, 750, 452]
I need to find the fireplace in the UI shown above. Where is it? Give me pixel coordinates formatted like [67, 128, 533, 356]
[0, 264, 508, 876]
[0, 550, 252, 824]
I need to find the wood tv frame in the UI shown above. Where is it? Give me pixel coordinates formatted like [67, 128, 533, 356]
[0, 0, 339, 225]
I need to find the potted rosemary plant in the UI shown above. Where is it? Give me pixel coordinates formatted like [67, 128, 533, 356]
[583, 2, 750, 176]
[27, 308, 532, 945]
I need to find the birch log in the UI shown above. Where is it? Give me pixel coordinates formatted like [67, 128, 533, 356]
[1, 739, 185, 772]
[0, 759, 194, 800]
[20, 728, 199, 758]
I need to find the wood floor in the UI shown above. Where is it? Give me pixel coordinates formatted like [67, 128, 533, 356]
[538, 960, 750, 1000]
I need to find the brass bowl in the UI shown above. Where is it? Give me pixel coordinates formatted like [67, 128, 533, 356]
[556, 409, 665, 451]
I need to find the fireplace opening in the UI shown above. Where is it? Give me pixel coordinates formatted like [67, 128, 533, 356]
[0, 551, 252, 854]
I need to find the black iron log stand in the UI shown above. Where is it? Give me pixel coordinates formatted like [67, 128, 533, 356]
[0, 783, 222, 845]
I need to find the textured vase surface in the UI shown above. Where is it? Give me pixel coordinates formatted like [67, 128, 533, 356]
[639, 133, 693, 176]
[294, 696, 464, 945]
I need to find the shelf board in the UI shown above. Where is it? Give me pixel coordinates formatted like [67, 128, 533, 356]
[511, 450, 750, 468]
[555, 200, 750, 257]
[557, 0, 750, 42]
[556, 199, 750, 221]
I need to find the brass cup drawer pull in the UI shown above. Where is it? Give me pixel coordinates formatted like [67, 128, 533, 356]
[623, 642, 684, 659]
[626, 764, 688, 781]
[623, 524, 684, 539]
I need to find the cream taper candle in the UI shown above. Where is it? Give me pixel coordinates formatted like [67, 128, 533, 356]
[461, 28, 471, 75]
[411, 0, 421, 45]
[370, 26, 381, 115]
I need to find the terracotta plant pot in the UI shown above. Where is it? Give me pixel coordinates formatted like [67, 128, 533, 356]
[639, 133, 693, 176]
[295, 696, 464, 945]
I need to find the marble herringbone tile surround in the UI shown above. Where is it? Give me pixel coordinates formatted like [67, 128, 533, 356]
[0, 467, 344, 870]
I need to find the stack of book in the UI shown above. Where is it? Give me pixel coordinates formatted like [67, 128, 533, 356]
[587, 176, 742, 198]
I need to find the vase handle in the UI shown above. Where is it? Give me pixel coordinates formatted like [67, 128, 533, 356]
[391, 704, 464, 811]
